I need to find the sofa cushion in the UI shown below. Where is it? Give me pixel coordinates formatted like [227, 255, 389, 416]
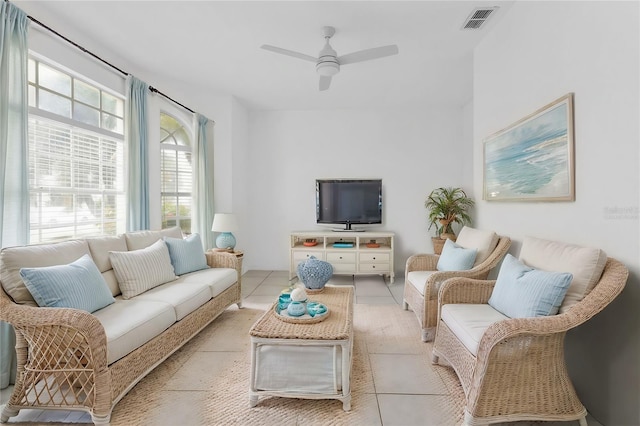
[163, 233, 208, 275]
[519, 236, 607, 313]
[109, 239, 177, 299]
[93, 298, 176, 365]
[488, 254, 573, 318]
[87, 234, 128, 296]
[0, 239, 91, 306]
[124, 226, 183, 251]
[441, 304, 509, 356]
[19, 254, 115, 313]
[407, 271, 438, 296]
[437, 239, 477, 271]
[455, 226, 499, 267]
[175, 267, 238, 298]
[135, 280, 212, 320]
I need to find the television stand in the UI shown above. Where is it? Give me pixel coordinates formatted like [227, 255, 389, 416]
[289, 231, 395, 283]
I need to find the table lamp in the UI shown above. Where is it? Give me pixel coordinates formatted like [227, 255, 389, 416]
[211, 213, 238, 250]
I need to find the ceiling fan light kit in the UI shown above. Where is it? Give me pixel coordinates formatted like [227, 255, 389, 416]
[261, 26, 398, 91]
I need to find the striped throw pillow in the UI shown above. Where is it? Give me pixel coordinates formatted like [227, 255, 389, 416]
[109, 239, 177, 299]
[163, 233, 209, 276]
[488, 254, 573, 318]
[20, 254, 115, 313]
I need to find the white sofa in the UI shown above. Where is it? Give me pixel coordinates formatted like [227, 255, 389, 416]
[0, 227, 242, 424]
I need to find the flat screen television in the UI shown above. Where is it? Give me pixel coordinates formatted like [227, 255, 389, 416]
[316, 179, 382, 231]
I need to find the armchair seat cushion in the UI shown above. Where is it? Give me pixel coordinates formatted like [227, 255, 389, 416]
[407, 270, 437, 296]
[441, 304, 508, 356]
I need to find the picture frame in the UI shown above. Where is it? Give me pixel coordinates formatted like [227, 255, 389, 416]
[483, 93, 575, 201]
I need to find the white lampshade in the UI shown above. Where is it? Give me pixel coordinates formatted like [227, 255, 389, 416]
[211, 213, 238, 232]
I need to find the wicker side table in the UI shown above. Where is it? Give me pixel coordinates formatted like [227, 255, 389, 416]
[206, 250, 243, 295]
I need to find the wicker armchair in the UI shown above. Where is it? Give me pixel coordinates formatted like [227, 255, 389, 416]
[432, 258, 628, 426]
[402, 235, 511, 341]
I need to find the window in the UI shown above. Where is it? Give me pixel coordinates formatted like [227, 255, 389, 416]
[160, 113, 192, 234]
[28, 58, 125, 243]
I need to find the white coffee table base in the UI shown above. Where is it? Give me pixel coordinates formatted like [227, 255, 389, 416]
[249, 337, 352, 411]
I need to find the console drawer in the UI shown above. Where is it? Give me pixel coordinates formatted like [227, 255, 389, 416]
[326, 252, 357, 263]
[359, 263, 390, 273]
[359, 252, 390, 263]
[292, 251, 324, 262]
[331, 263, 357, 273]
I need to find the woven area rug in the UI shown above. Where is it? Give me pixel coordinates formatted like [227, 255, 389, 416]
[102, 304, 466, 425]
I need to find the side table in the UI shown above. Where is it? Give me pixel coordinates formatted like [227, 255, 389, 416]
[206, 250, 244, 299]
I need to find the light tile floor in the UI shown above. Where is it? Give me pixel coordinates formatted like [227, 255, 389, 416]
[1, 271, 602, 425]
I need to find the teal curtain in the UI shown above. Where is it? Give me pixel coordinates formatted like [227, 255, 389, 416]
[193, 114, 215, 248]
[0, 2, 29, 389]
[125, 76, 150, 231]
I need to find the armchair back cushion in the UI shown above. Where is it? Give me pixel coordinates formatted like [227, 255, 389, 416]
[455, 227, 499, 266]
[519, 236, 607, 313]
[488, 254, 573, 318]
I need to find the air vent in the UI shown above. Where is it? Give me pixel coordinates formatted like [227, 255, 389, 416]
[462, 7, 499, 30]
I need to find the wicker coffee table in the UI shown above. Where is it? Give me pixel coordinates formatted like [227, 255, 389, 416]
[249, 285, 354, 410]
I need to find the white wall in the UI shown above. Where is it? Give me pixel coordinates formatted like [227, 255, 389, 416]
[245, 107, 472, 273]
[473, 2, 639, 425]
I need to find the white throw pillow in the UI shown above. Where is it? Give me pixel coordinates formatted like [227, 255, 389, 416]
[455, 226, 500, 266]
[109, 239, 177, 299]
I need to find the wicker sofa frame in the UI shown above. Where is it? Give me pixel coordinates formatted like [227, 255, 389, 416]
[431, 258, 628, 426]
[0, 253, 241, 425]
[402, 236, 511, 342]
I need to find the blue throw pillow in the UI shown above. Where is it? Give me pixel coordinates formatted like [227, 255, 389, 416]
[488, 254, 573, 318]
[20, 254, 115, 313]
[437, 238, 478, 271]
[163, 233, 209, 275]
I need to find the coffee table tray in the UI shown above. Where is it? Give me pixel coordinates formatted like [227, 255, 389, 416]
[274, 303, 330, 324]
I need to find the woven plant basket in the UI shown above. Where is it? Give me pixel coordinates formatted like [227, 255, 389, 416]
[431, 236, 456, 255]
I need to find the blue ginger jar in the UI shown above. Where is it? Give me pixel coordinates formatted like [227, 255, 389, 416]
[297, 256, 333, 290]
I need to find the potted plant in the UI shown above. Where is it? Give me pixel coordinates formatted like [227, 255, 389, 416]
[425, 187, 474, 254]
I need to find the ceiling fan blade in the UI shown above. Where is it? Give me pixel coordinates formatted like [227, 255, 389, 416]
[338, 45, 399, 65]
[261, 45, 317, 63]
[319, 75, 332, 91]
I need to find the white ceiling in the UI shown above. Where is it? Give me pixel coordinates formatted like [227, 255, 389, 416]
[14, 1, 514, 111]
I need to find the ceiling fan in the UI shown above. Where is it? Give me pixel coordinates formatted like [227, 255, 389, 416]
[261, 26, 399, 91]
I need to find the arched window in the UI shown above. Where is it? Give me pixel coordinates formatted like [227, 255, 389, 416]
[160, 113, 192, 233]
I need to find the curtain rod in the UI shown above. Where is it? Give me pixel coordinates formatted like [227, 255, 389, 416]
[21, 8, 196, 115]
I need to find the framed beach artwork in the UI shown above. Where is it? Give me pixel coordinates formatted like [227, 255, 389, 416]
[483, 93, 575, 201]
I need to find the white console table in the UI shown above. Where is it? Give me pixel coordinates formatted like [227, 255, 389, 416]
[289, 231, 395, 283]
